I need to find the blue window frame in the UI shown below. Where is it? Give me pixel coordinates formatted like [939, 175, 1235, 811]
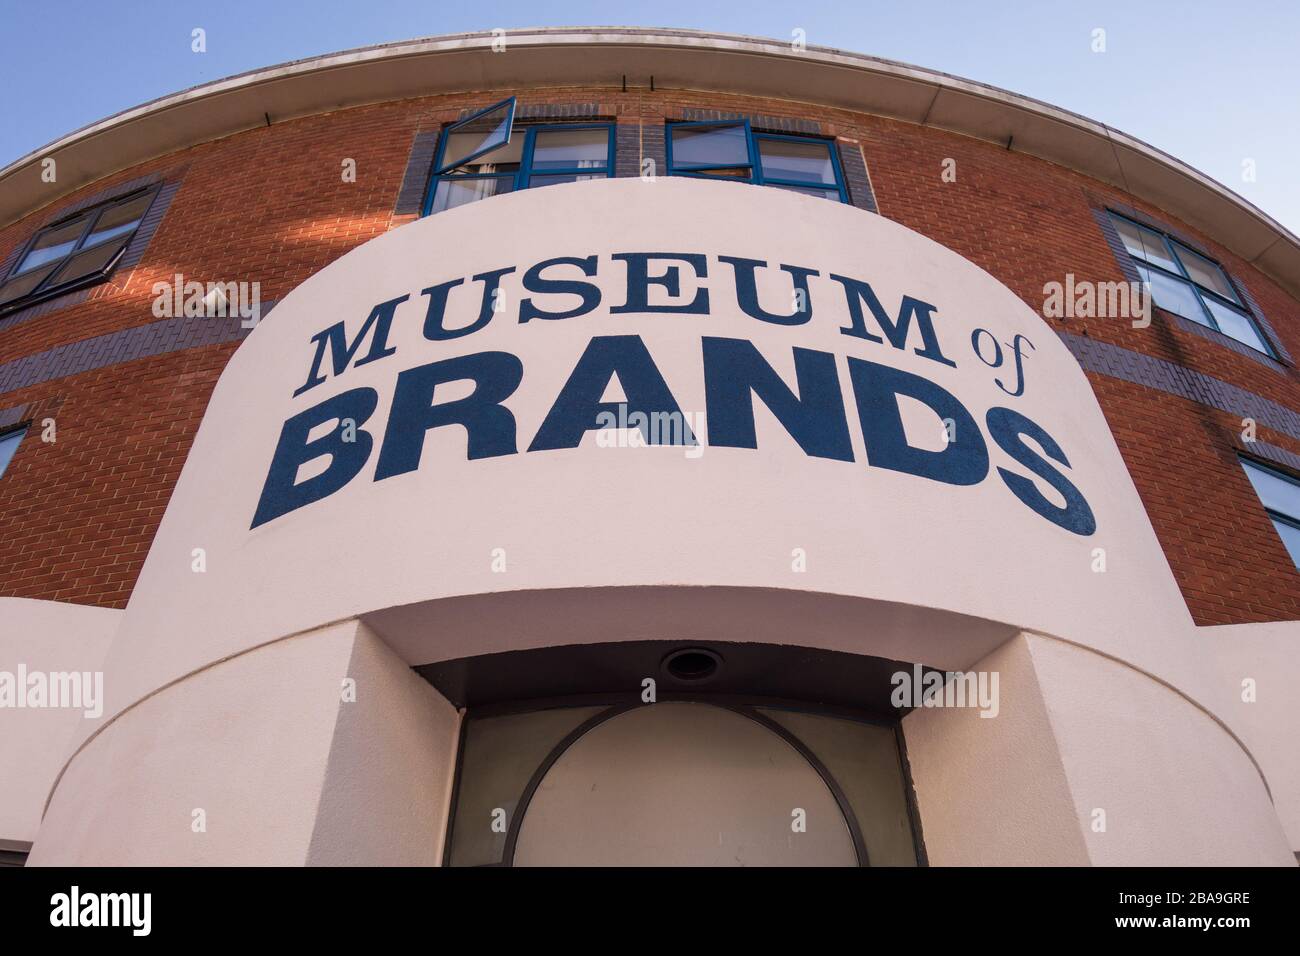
[1108, 211, 1274, 357]
[435, 97, 517, 175]
[423, 98, 614, 215]
[0, 426, 25, 481]
[1240, 457, 1300, 570]
[665, 120, 850, 203]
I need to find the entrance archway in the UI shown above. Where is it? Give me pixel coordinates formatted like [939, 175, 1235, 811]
[512, 702, 858, 866]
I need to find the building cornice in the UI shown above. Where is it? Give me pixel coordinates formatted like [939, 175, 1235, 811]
[3, 26, 1298, 296]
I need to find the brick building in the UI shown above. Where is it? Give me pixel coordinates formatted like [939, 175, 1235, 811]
[0, 28, 1296, 866]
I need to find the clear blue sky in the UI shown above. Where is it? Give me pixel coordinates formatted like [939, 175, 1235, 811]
[2, 0, 1297, 231]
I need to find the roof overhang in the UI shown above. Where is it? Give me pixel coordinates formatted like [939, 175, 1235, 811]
[3, 26, 1298, 296]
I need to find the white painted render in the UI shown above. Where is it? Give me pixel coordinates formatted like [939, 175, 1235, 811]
[2, 177, 1295, 864]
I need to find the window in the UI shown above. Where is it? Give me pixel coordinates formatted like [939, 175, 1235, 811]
[0, 188, 157, 315]
[424, 97, 613, 214]
[1109, 211, 1272, 356]
[0, 426, 25, 480]
[1240, 458, 1300, 569]
[667, 120, 849, 203]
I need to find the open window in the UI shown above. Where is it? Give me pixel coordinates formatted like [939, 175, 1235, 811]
[423, 98, 615, 215]
[432, 97, 517, 177]
[0, 187, 159, 315]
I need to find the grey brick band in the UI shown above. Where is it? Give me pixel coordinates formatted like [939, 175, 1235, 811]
[394, 130, 440, 217]
[639, 121, 665, 181]
[837, 141, 878, 214]
[0, 310, 263, 397]
[1245, 440, 1300, 474]
[0, 403, 28, 430]
[615, 123, 640, 179]
[678, 109, 820, 135]
[458, 103, 605, 122]
[1062, 332, 1300, 442]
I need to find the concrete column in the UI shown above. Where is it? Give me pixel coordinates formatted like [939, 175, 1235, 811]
[904, 632, 1295, 866]
[306, 622, 461, 865]
[903, 633, 1089, 865]
[0, 598, 119, 847]
[30, 619, 459, 866]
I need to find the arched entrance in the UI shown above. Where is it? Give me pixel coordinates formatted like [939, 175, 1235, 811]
[433, 640, 927, 867]
[512, 702, 857, 866]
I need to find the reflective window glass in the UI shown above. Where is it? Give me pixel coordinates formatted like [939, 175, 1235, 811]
[0, 428, 25, 479]
[14, 218, 88, 274]
[1112, 216, 1179, 271]
[436, 99, 515, 173]
[0, 189, 157, 313]
[671, 123, 750, 168]
[1136, 264, 1205, 322]
[758, 138, 837, 185]
[1174, 243, 1239, 301]
[531, 128, 608, 170]
[430, 176, 516, 213]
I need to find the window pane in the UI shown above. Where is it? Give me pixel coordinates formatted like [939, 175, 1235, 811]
[1173, 244, 1238, 302]
[771, 183, 842, 201]
[437, 100, 514, 172]
[1271, 518, 1300, 569]
[758, 138, 836, 185]
[1203, 298, 1269, 353]
[1136, 264, 1205, 323]
[531, 128, 609, 170]
[14, 217, 88, 274]
[1242, 460, 1300, 518]
[440, 131, 523, 175]
[448, 707, 604, 867]
[671, 124, 749, 167]
[760, 708, 918, 866]
[528, 173, 606, 188]
[430, 176, 515, 213]
[679, 167, 751, 180]
[83, 193, 152, 248]
[48, 237, 128, 286]
[1112, 216, 1178, 271]
[0, 263, 59, 306]
[0, 428, 24, 478]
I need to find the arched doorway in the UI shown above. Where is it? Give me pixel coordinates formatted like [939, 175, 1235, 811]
[433, 641, 926, 867]
[513, 702, 857, 866]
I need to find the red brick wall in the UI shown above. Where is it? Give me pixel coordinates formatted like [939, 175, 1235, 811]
[1, 86, 1297, 624]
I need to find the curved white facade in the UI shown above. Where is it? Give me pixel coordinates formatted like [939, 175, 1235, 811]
[8, 178, 1291, 865]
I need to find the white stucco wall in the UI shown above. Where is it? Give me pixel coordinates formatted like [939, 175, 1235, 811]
[78, 177, 1209, 735]
[906, 632, 1295, 866]
[305, 622, 460, 866]
[30, 619, 459, 866]
[0, 598, 119, 844]
[903, 633, 1090, 866]
[1027, 635, 1293, 866]
[14, 177, 1297, 865]
[1197, 621, 1300, 851]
